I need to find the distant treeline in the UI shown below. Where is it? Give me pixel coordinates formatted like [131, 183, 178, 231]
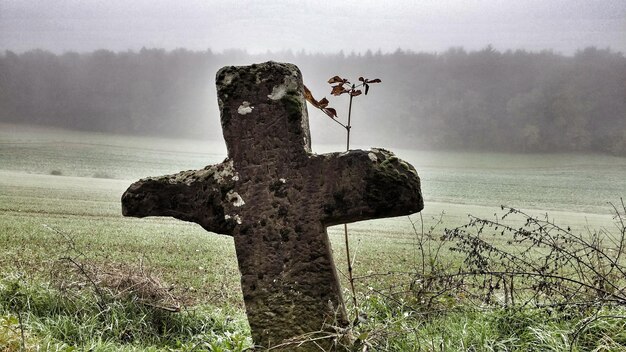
[1, 47, 625, 154]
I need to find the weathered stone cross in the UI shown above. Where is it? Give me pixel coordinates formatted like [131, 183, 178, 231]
[122, 62, 423, 350]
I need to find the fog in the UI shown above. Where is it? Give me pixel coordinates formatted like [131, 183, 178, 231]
[2, 0, 625, 54]
[1, 1, 625, 154]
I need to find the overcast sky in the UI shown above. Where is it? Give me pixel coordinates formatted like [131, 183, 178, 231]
[1, 0, 625, 54]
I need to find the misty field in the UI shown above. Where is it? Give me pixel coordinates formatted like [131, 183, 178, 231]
[2, 124, 626, 351]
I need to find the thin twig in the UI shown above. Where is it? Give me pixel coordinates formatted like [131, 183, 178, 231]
[344, 90, 358, 313]
[59, 256, 107, 311]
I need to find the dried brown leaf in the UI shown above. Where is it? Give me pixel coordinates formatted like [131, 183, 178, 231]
[323, 108, 337, 118]
[304, 84, 338, 118]
[328, 76, 344, 84]
[303, 85, 319, 106]
[331, 84, 348, 96]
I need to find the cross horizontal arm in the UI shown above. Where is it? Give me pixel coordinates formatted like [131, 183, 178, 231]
[121, 160, 240, 235]
[316, 148, 424, 226]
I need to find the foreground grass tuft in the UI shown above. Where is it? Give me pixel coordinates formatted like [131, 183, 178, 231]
[2, 275, 626, 350]
[351, 295, 626, 351]
[0, 275, 251, 351]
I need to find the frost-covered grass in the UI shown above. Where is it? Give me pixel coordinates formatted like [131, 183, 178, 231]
[3, 123, 625, 215]
[1, 124, 625, 350]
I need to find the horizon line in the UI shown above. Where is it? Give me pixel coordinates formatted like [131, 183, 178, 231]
[1, 45, 623, 57]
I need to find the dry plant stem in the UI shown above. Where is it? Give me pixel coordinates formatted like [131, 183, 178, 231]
[344, 91, 358, 312]
[330, 116, 348, 129]
[409, 214, 427, 276]
[346, 91, 353, 151]
[60, 256, 107, 311]
[344, 223, 357, 310]
[8, 275, 27, 351]
[443, 204, 626, 309]
[18, 305, 26, 351]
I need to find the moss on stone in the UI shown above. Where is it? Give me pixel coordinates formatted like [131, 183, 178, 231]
[280, 90, 305, 137]
[280, 91, 303, 122]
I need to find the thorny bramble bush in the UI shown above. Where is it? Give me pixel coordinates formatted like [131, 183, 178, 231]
[443, 200, 626, 309]
[348, 199, 626, 350]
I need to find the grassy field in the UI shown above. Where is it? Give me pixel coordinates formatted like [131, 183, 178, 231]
[1, 123, 626, 351]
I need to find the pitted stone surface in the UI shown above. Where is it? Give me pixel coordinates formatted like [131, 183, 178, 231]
[122, 62, 423, 351]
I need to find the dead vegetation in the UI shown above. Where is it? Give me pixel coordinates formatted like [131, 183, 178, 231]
[45, 224, 184, 313]
[347, 200, 626, 350]
[51, 258, 182, 313]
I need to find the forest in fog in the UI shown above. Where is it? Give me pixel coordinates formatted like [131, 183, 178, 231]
[1, 47, 625, 154]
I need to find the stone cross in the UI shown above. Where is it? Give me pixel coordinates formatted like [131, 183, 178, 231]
[121, 62, 423, 350]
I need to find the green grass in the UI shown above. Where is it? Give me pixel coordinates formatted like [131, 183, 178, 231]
[1, 123, 626, 350]
[0, 276, 252, 351]
[3, 281, 626, 351]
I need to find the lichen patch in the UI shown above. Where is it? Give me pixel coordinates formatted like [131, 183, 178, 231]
[212, 160, 237, 184]
[368, 153, 378, 162]
[227, 190, 245, 207]
[221, 73, 235, 86]
[238, 101, 254, 115]
[224, 214, 243, 224]
[267, 76, 298, 100]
